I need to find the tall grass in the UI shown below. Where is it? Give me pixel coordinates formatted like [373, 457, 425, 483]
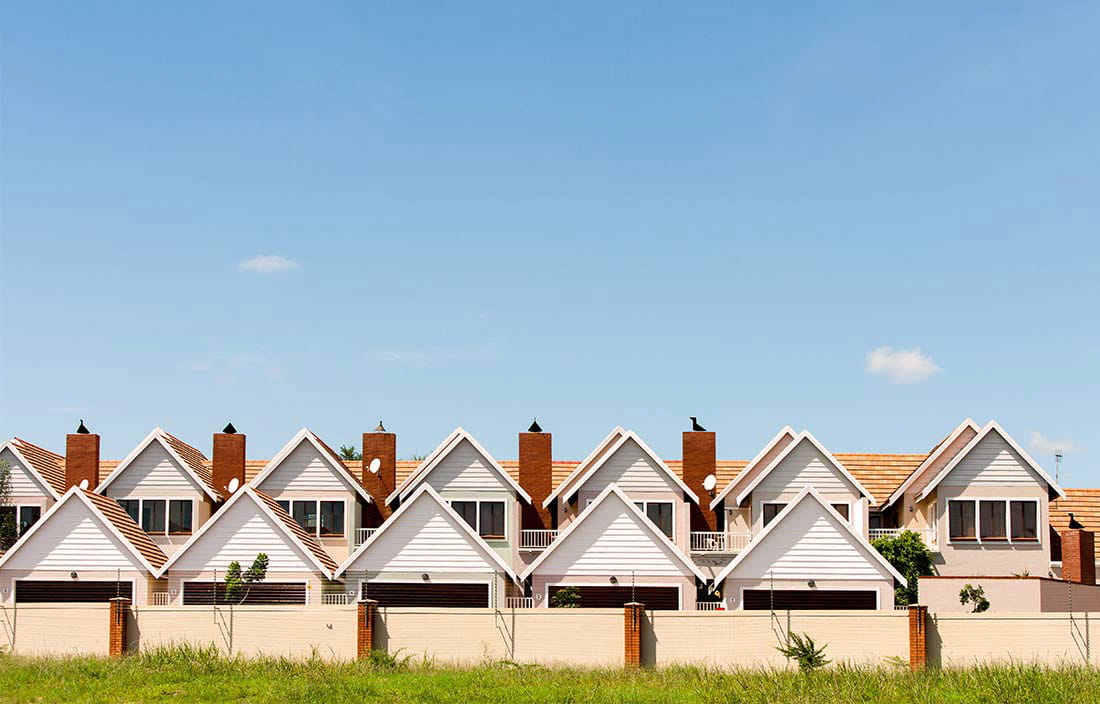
[0, 647, 1098, 703]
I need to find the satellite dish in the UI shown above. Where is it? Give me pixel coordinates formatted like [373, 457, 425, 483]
[78, 479, 90, 490]
[227, 477, 240, 493]
[702, 474, 717, 492]
[368, 458, 381, 474]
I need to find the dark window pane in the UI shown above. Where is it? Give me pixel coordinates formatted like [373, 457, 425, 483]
[763, 504, 786, 527]
[831, 504, 850, 521]
[979, 501, 1007, 540]
[869, 513, 883, 529]
[293, 501, 317, 533]
[18, 506, 41, 535]
[168, 500, 193, 534]
[452, 501, 477, 531]
[647, 502, 674, 538]
[479, 502, 505, 539]
[1011, 501, 1038, 540]
[142, 500, 166, 533]
[320, 501, 345, 536]
[117, 500, 140, 523]
[949, 501, 975, 540]
[276, 500, 290, 513]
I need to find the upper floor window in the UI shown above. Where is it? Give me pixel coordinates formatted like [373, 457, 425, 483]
[634, 501, 673, 538]
[0, 505, 41, 537]
[948, 499, 1038, 544]
[275, 499, 345, 537]
[831, 503, 850, 522]
[450, 500, 506, 540]
[763, 503, 786, 527]
[117, 498, 193, 535]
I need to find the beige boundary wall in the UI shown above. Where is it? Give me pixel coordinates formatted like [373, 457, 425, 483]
[921, 576, 1100, 614]
[0, 604, 110, 656]
[930, 612, 1099, 667]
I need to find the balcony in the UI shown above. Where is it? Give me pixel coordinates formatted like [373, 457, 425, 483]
[690, 531, 753, 554]
[151, 591, 170, 606]
[696, 601, 725, 611]
[519, 529, 559, 550]
[353, 527, 378, 547]
[869, 528, 936, 548]
[505, 596, 534, 609]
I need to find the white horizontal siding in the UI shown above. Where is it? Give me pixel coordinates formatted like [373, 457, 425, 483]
[0, 448, 53, 499]
[421, 439, 511, 495]
[256, 440, 356, 495]
[105, 443, 205, 497]
[729, 498, 890, 580]
[1, 499, 146, 571]
[579, 439, 678, 495]
[756, 439, 856, 495]
[536, 494, 690, 577]
[168, 496, 316, 574]
[345, 494, 498, 574]
[941, 432, 1043, 486]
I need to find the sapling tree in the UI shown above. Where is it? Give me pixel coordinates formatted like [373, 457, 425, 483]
[872, 530, 934, 606]
[776, 631, 830, 672]
[959, 584, 990, 613]
[224, 553, 269, 604]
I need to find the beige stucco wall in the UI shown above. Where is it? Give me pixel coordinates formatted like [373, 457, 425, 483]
[0, 603, 110, 656]
[920, 576, 1100, 614]
[929, 612, 1100, 667]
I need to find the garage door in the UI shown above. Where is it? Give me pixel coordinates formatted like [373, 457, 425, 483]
[182, 582, 307, 605]
[15, 580, 134, 603]
[361, 582, 489, 607]
[742, 589, 877, 610]
[548, 585, 680, 610]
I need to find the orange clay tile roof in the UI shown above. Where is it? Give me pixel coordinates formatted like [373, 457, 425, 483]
[834, 453, 929, 506]
[159, 431, 222, 501]
[1051, 490, 1100, 563]
[251, 489, 339, 573]
[82, 490, 168, 571]
[10, 438, 67, 496]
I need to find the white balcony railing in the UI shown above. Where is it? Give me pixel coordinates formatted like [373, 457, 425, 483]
[696, 601, 725, 611]
[321, 593, 350, 605]
[690, 531, 753, 554]
[505, 596, 534, 609]
[151, 591, 170, 606]
[520, 529, 559, 550]
[869, 528, 936, 548]
[353, 528, 378, 547]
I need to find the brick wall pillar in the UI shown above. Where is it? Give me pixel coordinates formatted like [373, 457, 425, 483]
[357, 599, 378, 658]
[1061, 529, 1096, 585]
[908, 605, 927, 671]
[624, 602, 644, 668]
[109, 597, 131, 657]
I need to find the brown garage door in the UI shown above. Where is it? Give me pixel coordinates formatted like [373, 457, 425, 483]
[361, 582, 489, 607]
[742, 589, 877, 610]
[549, 585, 680, 610]
[183, 582, 307, 605]
[15, 580, 134, 603]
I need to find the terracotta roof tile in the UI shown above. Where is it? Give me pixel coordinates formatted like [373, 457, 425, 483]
[83, 490, 168, 570]
[1052, 490, 1100, 563]
[10, 438, 67, 495]
[251, 489, 339, 573]
[160, 431, 222, 501]
[834, 453, 929, 506]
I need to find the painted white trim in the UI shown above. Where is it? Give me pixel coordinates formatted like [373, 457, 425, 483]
[713, 486, 907, 586]
[521, 484, 706, 582]
[274, 497, 351, 539]
[631, 499, 676, 540]
[544, 581, 683, 610]
[386, 428, 532, 506]
[336, 483, 519, 582]
[884, 419, 980, 508]
[917, 421, 1065, 502]
[115, 496, 197, 536]
[96, 428, 220, 501]
[447, 498, 509, 542]
[944, 496, 1042, 546]
[250, 428, 373, 503]
[734, 431, 873, 506]
[543, 427, 627, 508]
[0, 503, 46, 537]
[0, 439, 62, 500]
[157, 486, 335, 580]
[709, 426, 796, 510]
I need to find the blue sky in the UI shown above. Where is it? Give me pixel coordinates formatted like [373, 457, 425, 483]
[2, 2, 1098, 482]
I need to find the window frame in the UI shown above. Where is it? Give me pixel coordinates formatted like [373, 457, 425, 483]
[632, 500, 675, 539]
[278, 499, 349, 539]
[762, 502, 788, 528]
[113, 497, 196, 536]
[946, 498, 1042, 546]
[0, 503, 43, 537]
[830, 502, 851, 523]
[447, 499, 509, 541]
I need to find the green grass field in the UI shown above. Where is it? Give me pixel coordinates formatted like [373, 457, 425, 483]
[1, 646, 1098, 703]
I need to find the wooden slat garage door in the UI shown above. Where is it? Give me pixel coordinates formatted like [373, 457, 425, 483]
[361, 582, 489, 607]
[15, 580, 134, 603]
[182, 582, 307, 605]
[549, 585, 681, 610]
[742, 589, 877, 610]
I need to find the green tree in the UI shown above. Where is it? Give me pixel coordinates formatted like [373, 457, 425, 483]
[339, 445, 362, 461]
[872, 530, 934, 606]
[550, 586, 581, 608]
[224, 553, 269, 604]
[959, 584, 990, 613]
[0, 460, 16, 550]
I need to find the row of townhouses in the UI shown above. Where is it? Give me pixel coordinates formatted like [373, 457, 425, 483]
[0, 418, 1095, 611]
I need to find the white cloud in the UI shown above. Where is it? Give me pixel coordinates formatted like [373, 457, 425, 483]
[865, 346, 941, 384]
[1029, 431, 1084, 456]
[366, 339, 506, 367]
[239, 254, 300, 275]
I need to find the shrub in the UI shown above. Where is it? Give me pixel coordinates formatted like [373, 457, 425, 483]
[959, 584, 990, 613]
[550, 586, 581, 608]
[871, 530, 934, 606]
[776, 630, 830, 672]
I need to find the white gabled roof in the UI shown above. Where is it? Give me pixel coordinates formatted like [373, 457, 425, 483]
[520, 484, 706, 582]
[96, 427, 221, 501]
[250, 428, 372, 503]
[884, 418, 981, 508]
[0, 438, 64, 499]
[916, 421, 1065, 502]
[543, 427, 700, 508]
[157, 486, 338, 580]
[336, 483, 518, 582]
[713, 486, 906, 586]
[734, 430, 873, 506]
[709, 426, 797, 510]
[386, 428, 531, 506]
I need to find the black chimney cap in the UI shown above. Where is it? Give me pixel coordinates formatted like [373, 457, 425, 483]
[528, 418, 542, 433]
[76, 420, 90, 434]
[222, 422, 237, 434]
[374, 421, 387, 433]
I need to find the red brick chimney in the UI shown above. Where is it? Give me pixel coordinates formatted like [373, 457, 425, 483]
[683, 428, 718, 531]
[66, 420, 100, 490]
[1062, 526, 1096, 585]
[519, 420, 553, 530]
[212, 423, 246, 498]
[362, 422, 396, 526]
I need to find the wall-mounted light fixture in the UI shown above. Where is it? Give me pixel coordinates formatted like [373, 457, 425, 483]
[609, 576, 618, 585]
[70, 571, 78, 580]
[807, 579, 816, 588]
[421, 573, 430, 582]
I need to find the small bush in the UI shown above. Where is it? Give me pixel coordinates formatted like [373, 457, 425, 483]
[960, 584, 990, 613]
[776, 631, 830, 672]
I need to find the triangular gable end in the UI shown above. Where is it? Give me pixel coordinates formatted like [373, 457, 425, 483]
[543, 427, 627, 509]
[714, 487, 905, 585]
[735, 431, 873, 506]
[337, 484, 517, 580]
[251, 429, 372, 503]
[710, 426, 797, 510]
[521, 484, 704, 581]
[97, 428, 220, 501]
[0, 440, 62, 500]
[885, 418, 981, 508]
[387, 428, 531, 505]
[554, 431, 700, 506]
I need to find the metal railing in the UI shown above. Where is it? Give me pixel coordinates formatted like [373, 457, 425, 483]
[689, 531, 753, 553]
[353, 528, 378, 547]
[519, 529, 559, 550]
[151, 591, 170, 606]
[505, 597, 534, 609]
[869, 528, 936, 547]
[696, 601, 725, 611]
[321, 593, 350, 605]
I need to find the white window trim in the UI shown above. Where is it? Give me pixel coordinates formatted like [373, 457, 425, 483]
[116, 497, 196, 536]
[277, 498, 349, 539]
[632, 500, 676, 540]
[945, 497, 1041, 546]
[447, 499, 508, 542]
[761, 501, 788, 528]
[829, 501, 852, 523]
[0, 503, 44, 537]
